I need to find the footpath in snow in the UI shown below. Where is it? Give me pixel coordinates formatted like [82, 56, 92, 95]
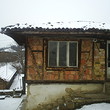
[76, 103, 110, 110]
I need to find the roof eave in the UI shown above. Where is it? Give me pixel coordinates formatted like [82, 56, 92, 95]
[3, 30, 110, 45]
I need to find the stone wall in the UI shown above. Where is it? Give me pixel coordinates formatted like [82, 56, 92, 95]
[24, 83, 104, 110]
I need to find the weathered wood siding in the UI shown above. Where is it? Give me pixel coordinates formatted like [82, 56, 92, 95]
[26, 37, 105, 82]
[0, 79, 8, 89]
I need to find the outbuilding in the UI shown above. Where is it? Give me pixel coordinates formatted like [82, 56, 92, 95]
[1, 22, 110, 109]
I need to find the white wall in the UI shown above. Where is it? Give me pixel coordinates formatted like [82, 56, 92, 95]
[25, 83, 104, 110]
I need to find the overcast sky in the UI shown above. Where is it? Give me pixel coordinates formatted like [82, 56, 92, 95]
[0, 0, 110, 47]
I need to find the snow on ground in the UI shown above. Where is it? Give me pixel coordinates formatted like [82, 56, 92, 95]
[0, 96, 25, 110]
[76, 103, 110, 110]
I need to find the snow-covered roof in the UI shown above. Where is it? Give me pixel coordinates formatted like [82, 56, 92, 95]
[10, 74, 24, 90]
[3, 48, 16, 52]
[0, 47, 16, 52]
[0, 63, 16, 82]
[0, 21, 110, 29]
[1, 21, 110, 33]
[1, 21, 110, 45]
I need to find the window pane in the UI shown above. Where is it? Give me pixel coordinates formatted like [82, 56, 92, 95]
[59, 42, 67, 66]
[69, 42, 77, 66]
[48, 42, 57, 66]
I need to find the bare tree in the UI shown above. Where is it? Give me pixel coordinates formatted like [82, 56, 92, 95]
[11, 45, 25, 74]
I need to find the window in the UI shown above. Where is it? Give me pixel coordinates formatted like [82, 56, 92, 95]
[48, 41, 78, 67]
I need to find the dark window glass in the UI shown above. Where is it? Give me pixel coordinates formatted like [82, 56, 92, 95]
[69, 42, 77, 66]
[48, 42, 57, 67]
[59, 42, 67, 66]
[48, 41, 78, 67]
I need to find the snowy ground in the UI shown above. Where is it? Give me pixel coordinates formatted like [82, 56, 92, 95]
[0, 98, 110, 110]
[0, 96, 25, 110]
[76, 103, 110, 110]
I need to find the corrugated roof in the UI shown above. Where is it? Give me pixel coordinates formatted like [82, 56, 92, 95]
[1, 21, 110, 45]
[1, 21, 110, 33]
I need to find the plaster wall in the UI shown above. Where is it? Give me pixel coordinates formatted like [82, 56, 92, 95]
[25, 83, 104, 110]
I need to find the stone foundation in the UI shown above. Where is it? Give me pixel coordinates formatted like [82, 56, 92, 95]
[105, 82, 110, 94]
[24, 83, 105, 110]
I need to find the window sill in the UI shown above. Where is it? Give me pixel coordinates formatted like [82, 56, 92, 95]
[46, 67, 79, 71]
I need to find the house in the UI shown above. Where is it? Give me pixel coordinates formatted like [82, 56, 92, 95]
[1, 22, 110, 109]
[0, 63, 17, 89]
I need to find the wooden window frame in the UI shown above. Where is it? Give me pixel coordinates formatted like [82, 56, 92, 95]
[46, 39, 81, 71]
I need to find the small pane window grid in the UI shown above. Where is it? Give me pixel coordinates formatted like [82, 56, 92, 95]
[48, 41, 78, 67]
